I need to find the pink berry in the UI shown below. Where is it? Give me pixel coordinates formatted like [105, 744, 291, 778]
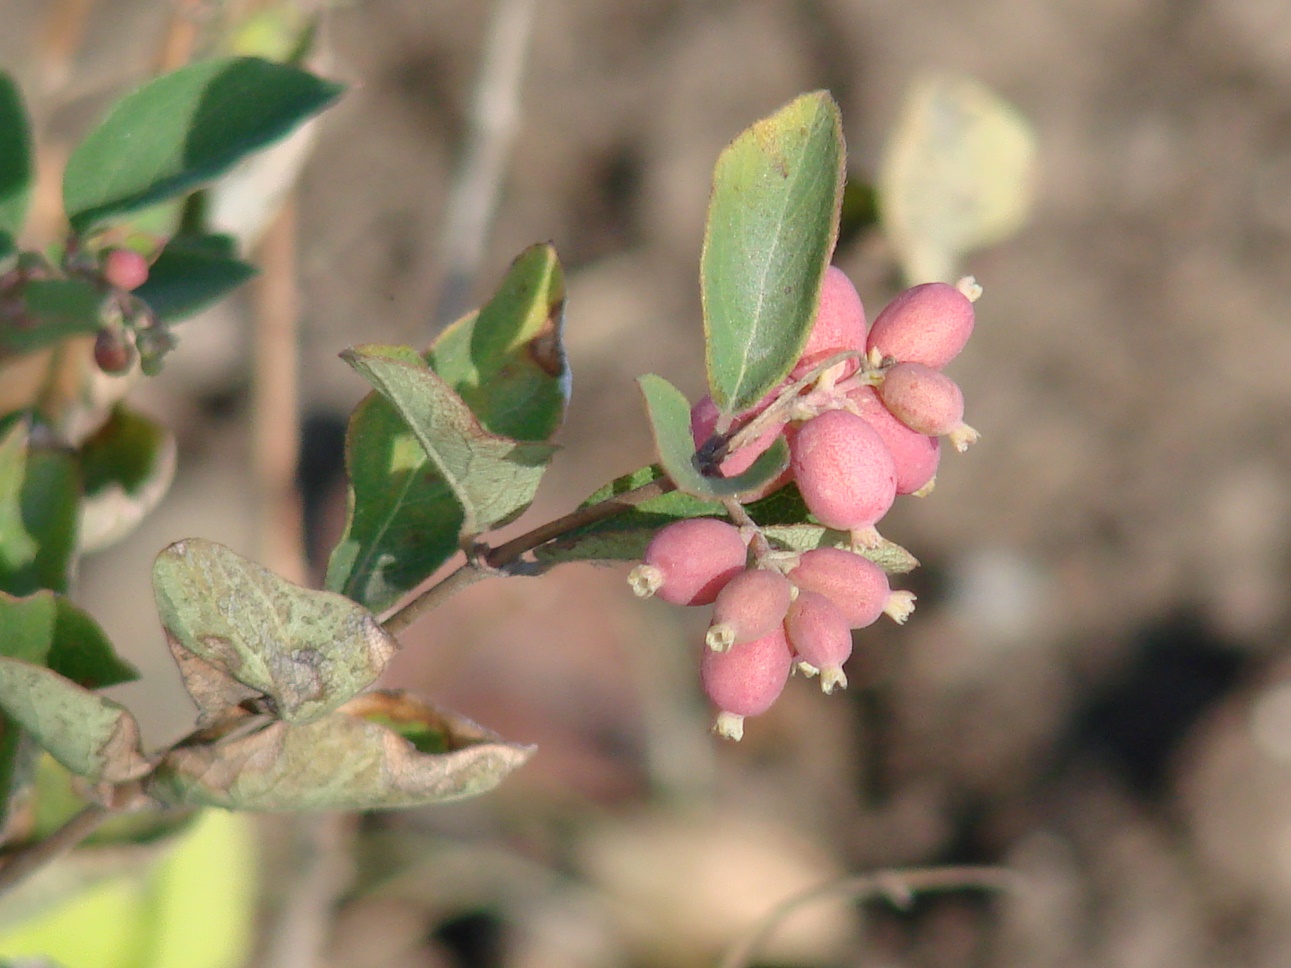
[848, 385, 940, 495]
[700, 627, 793, 740]
[866, 282, 974, 369]
[629, 518, 748, 605]
[791, 265, 866, 380]
[690, 393, 785, 477]
[787, 547, 914, 628]
[877, 362, 979, 451]
[784, 589, 853, 693]
[102, 249, 150, 291]
[789, 409, 896, 543]
[706, 567, 793, 652]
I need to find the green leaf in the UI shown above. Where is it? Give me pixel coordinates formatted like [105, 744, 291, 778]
[429, 242, 569, 441]
[0, 590, 138, 687]
[152, 538, 398, 725]
[638, 373, 788, 499]
[78, 406, 177, 554]
[701, 91, 845, 414]
[0, 69, 33, 241]
[1, 280, 105, 354]
[63, 57, 343, 232]
[149, 691, 532, 811]
[879, 74, 1037, 283]
[324, 393, 464, 614]
[342, 345, 556, 539]
[327, 246, 569, 612]
[0, 590, 137, 828]
[0, 657, 149, 783]
[133, 235, 258, 323]
[0, 419, 81, 595]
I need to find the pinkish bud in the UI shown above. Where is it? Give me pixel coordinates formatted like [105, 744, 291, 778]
[791, 265, 866, 380]
[629, 518, 747, 605]
[867, 282, 974, 369]
[877, 362, 979, 451]
[784, 589, 852, 693]
[848, 385, 940, 495]
[690, 393, 786, 477]
[706, 567, 793, 652]
[102, 248, 150, 291]
[701, 627, 793, 740]
[790, 410, 896, 541]
[787, 547, 915, 628]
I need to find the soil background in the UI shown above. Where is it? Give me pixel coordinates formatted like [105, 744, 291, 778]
[7, 0, 1291, 965]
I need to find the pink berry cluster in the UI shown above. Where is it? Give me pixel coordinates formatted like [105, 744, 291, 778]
[628, 268, 981, 740]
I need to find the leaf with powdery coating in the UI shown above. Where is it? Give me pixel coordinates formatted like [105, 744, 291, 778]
[152, 539, 398, 725]
[342, 345, 556, 539]
[0, 658, 149, 784]
[148, 691, 533, 811]
[702, 91, 844, 415]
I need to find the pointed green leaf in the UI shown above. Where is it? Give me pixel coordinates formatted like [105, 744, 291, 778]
[342, 345, 556, 539]
[879, 74, 1037, 283]
[327, 247, 569, 612]
[324, 392, 463, 614]
[702, 91, 845, 414]
[63, 57, 343, 232]
[0, 590, 138, 687]
[153, 539, 398, 725]
[149, 691, 532, 810]
[429, 242, 569, 441]
[0, 657, 149, 783]
[638, 373, 788, 499]
[0, 419, 81, 595]
[1, 280, 105, 354]
[133, 234, 258, 324]
[0, 69, 33, 241]
[79, 406, 177, 554]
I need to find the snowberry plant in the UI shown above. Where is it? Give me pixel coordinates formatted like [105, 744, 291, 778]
[0, 58, 981, 894]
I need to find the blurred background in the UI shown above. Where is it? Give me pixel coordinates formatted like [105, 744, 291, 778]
[6, 0, 1291, 965]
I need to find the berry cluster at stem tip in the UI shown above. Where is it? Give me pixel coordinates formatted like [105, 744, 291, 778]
[628, 268, 981, 740]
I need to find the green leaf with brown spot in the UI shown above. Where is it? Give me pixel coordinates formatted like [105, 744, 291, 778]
[152, 538, 398, 725]
[148, 691, 532, 811]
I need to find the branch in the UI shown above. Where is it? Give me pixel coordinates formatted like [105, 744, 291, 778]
[718, 865, 1020, 968]
[0, 803, 109, 897]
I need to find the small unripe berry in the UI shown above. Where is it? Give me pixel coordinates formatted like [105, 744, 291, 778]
[790, 410, 896, 543]
[706, 567, 793, 652]
[102, 248, 150, 291]
[93, 328, 135, 374]
[867, 281, 974, 369]
[791, 265, 866, 380]
[788, 547, 915, 628]
[701, 627, 793, 741]
[784, 589, 852, 693]
[848, 385, 940, 495]
[878, 362, 979, 452]
[629, 518, 747, 605]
